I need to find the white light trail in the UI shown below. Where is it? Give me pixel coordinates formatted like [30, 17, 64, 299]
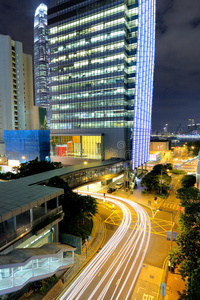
[58, 192, 151, 300]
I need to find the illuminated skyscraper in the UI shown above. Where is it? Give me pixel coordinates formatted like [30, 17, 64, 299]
[48, 0, 156, 169]
[34, 3, 50, 127]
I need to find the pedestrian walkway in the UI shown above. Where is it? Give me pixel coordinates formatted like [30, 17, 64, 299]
[162, 202, 179, 210]
[166, 268, 186, 300]
[131, 264, 162, 300]
[158, 257, 186, 300]
[22, 214, 106, 300]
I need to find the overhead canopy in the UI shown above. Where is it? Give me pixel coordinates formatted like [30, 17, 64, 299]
[0, 158, 123, 223]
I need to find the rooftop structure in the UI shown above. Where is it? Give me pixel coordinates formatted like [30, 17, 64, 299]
[0, 158, 123, 249]
[0, 158, 124, 294]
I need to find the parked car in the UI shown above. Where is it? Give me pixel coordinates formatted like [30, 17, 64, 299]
[107, 188, 116, 193]
[115, 182, 124, 189]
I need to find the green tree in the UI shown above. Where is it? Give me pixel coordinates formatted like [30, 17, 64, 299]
[14, 157, 61, 177]
[141, 164, 172, 194]
[180, 175, 196, 188]
[170, 187, 200, 298]
[140, 172, 159, 192]
[152, 164, 165, 174]
[165, 163, 173, 171]
[186, 141, 200, 156]
[176, 187, 200, 207]
[0, 171, 16, 180]
[47, 176, 98, 238]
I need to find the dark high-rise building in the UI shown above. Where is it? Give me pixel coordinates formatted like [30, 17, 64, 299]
[48, 0, 156, 169]
[34, 3, 50, 127]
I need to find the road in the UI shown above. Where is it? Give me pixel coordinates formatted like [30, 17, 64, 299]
[58, 192, 151, 300]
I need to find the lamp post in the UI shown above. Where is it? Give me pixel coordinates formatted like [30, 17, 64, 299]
[157, 208, 173, 250]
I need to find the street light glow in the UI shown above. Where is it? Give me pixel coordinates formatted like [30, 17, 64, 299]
[58, 192, 151, 299]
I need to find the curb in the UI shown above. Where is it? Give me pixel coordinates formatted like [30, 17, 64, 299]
[51, 214, 106, 300]
[156, 256, 169, 300]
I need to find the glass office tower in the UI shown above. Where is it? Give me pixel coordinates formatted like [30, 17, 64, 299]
[34, 3, 50, 127]
[48, 0, 156, 169]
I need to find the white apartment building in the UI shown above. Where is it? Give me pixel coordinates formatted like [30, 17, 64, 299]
[0, 34, 35, 155]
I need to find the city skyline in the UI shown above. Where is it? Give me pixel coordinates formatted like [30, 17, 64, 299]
[0, 0, 200, 132]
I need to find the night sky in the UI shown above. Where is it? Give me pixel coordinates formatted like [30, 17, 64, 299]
[0, 0, 200, 132]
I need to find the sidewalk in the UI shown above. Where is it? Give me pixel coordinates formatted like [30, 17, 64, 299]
[41, 214, 105, 300]
[126, 183, 186, 299]
[116, 179, 163, 213]
[19, 214, 105, 300]
[166, 268, 186, 300]
[158, 257, 186, 300]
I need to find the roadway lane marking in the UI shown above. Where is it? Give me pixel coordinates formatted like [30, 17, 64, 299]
[142, 294, 154, 299]
[98, 272, 101, 276]
[112, 252, 115, 256]
[163, 203, 179, 210]
[137, 287, 145, 293]
[116, 279, 120, 285]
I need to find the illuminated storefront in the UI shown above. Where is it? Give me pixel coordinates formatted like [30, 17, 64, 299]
[51, 135, 102, 159]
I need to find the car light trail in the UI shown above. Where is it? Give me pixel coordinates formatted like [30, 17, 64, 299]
[58, 192, 151, 300]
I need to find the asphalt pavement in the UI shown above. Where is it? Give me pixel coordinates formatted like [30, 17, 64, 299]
[25, 180, 186, 300]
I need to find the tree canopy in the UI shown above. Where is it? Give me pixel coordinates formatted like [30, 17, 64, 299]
[180, 174, 196, 188]
[47, 176, 98, 238]
[15, 157, 61, 177]
[0, 157, 62, 180]
[170, 187, 200, 299]
[185, 141, 200, 156]
[141, 164, 172, 194]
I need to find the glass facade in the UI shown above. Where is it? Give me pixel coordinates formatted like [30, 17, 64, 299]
[4, 130, 50, 162]
[48, 0, 155, 167]
[51, 135, 102, 159]
[34, 4, 50, 127]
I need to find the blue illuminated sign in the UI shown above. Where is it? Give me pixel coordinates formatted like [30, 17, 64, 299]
[132, 0, 156, 169]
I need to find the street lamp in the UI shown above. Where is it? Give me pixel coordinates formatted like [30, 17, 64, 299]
[157, 208, 173, 250]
